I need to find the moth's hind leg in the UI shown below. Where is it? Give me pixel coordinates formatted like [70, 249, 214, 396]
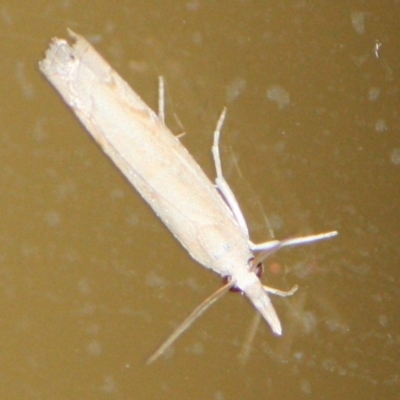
[263, 284, 298, 297]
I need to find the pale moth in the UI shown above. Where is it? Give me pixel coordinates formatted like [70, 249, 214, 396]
[39, 30, 337, 363]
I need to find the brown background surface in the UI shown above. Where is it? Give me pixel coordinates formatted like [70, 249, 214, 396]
[0, 1, 399, 399]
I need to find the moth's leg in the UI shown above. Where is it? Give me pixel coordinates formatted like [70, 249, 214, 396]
[249, 232, 337, 297]
[250, 230, 338, 252]
[263, 284, 298, 297]
[249, 239, 281, 253]
[212, 108, 250, 237]
[252, 231, 337, 297]
[158, 76, 186, 138]
[158, 76, 165, 123]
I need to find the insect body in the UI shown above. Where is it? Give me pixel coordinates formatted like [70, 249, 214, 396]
[39, 30, 337, 362]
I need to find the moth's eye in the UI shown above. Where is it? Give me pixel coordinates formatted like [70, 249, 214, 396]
[222, 275, 242, 293]
[254, 262, 264, 278]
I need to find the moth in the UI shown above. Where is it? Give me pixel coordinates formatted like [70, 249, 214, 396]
[39, 30, 337, 363]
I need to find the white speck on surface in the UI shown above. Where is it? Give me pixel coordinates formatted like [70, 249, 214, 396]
[325, 318, 350, 334]
[374, 40, 382, 58]
[266, 85, 290, 109]
[214, 391, 225, 400]
[126, 212, 139, 227]
[375, 119, 388, 132]
[192, 31, 203, 45]
[87, 339, 103, 356]
[77, 278, 91, 296]
[44, 210, 61, 227]
[186, 0, 201, 11]
[226, 78, 247, 103]
[300, 379, 312, 395]
[1, 7, 13, 25]
[101, 375, 118, 393]
[351, 11, 366, 34]
[322, 358, 337, 372]
[84, 323, 101, 335]
[145, 270, 168, 288]
[368, 87, 381, 101]
[390, 148, 400, 165]
[267, 213, 284, 231]
[379, 314, 388, 327]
